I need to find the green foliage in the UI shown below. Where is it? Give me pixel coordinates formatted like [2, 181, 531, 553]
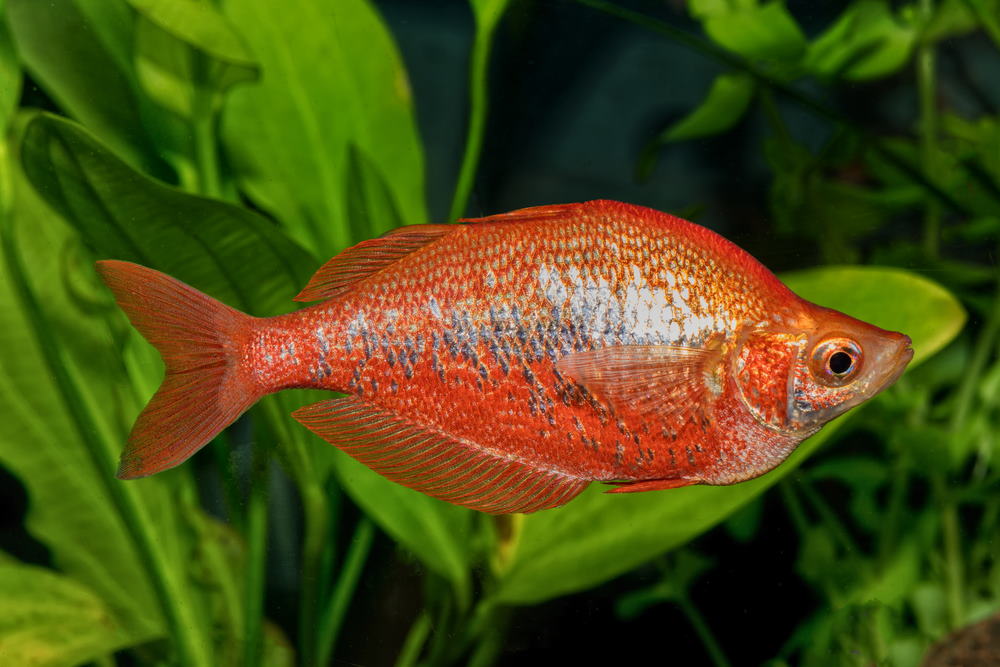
[804, 1, 917, 80]
[0, 556, 136, 666]
[0, 0, 995, 665]
[220, 0, 426, 256]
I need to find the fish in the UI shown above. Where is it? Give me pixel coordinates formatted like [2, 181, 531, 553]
[96, 200, 913, 514]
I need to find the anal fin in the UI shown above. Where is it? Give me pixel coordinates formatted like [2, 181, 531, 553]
[293, 397, 589, 514]
[604, 478, 699, 494]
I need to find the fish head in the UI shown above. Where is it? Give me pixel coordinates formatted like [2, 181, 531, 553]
[734, 306, 913, 435]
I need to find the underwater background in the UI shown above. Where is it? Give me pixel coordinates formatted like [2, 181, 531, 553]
[0, 0, 994, 664]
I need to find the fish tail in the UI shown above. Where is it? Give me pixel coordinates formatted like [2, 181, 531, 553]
[96, 260, 263, 479]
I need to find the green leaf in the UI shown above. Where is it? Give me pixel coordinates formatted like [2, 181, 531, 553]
[129, 0, 256, 66]
[330, 452, 472, 592]
[344, 143, 405, 241]
[638, 73, 754, 180]
[11, 112, 308, 663]
[19, 112, 313, 315]
[494, 266, 965, 605]
[5, 0, 167, 175]
[221, 0, 426, 257]
[18, 111, 336, 488]
[689, 0, 756, 20]
[0, 2, 20, 137]
[702, 1, 807, 61]
[129, 0, 258, 120]
[662, 73, 754, 143]
[0, 132, 164, 645]
[803, 0, 917, 81]
[0, 557, 137, 666]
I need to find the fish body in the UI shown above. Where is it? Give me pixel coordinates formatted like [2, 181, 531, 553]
[97, 200, 912, 513]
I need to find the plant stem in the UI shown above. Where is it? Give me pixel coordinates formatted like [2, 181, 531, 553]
[950, 290, 1000, 442]
[178, 475, 246, 649]
[797, 477, 858, 556]
[191, 53, 222, 200]
[679, 595, 732, 667]
[466, 605, 511, 667]
[779, 480, 810, 536]
[0, 221, 213, 666]
[299, 481, 331, 667]
[932, 474, 965, 629]
[919, 0, 941, 258]
[316, 517, 376, 666]
[193, 116, 222, 199]
[878, 446, 910, 568]
[448, 2, 510, 221]
[574, 0, 971, 216]
[243, 454, 269, 667]
[394, 611, 432, 667]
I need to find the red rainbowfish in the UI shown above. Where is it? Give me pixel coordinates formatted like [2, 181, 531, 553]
[97, 200, 912, 514]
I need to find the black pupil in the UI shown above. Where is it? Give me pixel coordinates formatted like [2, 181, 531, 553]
[829, 351, 853, 375]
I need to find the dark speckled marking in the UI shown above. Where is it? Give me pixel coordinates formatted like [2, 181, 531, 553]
[686, 447, 696, 465]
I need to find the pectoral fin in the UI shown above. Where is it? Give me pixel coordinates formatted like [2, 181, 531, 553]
[555, 343, 724, 427]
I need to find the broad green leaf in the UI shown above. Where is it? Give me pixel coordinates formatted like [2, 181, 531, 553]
[331, 452, 472, 592]
[804, 0, 916, 81]
[495, 267, 965, 604]
[0, 558, 137, 666]
[130, 0, 256, 66]
[5, 0, 167, 175]
[0, 2, 20, 136]
[19, 113, 312, 315]
[703, 1, 807, 61]
[344, 143, 405, 240]
[221, 0, 426, 257]
[0, 134, 164, 645]
[129, 0, 258, 120]
[660, 73, 754, 143]
[17, 113, 335, 490]
[689, 0, 756, 20]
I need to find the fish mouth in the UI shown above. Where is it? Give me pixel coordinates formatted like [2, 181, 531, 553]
[873, 335, 913, 392]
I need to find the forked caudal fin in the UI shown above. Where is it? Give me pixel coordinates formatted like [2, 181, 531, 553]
[96, 260, 262, 479]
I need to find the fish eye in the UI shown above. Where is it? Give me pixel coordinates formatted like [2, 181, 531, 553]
[809, 337, 862, 387]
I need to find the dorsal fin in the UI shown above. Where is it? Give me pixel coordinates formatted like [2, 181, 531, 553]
[294, 224, 456, 302]
[292, 396, 589, 514]
[458, 203, 579, 225]
[555, 343, 725, 433]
